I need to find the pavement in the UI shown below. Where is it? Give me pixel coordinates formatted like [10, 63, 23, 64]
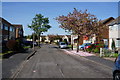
[2, 48, 35, 78]
[13, 44, 113, 78]
[63, 49, 95, 56]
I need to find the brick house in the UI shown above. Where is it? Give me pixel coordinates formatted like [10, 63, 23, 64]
[83, 17, 114, 46]
[12, 24, 24, 38]
[99, 17, 115, 46]
[0, 17, 24, 52]
[0, 17, 16, 41]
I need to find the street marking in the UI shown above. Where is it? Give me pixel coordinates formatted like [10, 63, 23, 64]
[56, 64, 64, 78]
[33, 70, 36, 73]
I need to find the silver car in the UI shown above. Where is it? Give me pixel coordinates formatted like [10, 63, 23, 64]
[59, 42, 67, 49]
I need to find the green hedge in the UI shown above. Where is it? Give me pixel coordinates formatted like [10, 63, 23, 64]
[104, 53, 118, 58]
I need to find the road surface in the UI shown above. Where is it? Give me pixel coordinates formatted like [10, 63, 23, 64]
[15, 44, 113, 78]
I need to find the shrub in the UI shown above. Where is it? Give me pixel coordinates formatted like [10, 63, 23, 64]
[67, 45, 72, 48]
[104, 53, 119, 57]
[6, 40, 19, 51]
[86, 48, 93, 52]
[93, 48, 100, 53]
[6, 39, 24, 52]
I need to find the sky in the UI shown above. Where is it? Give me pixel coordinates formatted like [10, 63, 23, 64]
[1, 0, 120, 2]
[2, 2, 119, 36]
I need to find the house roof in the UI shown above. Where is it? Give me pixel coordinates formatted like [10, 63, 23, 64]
[65, 35, 71, 38]
[12, 24, 23, 28]
[108, 16, 120, 26]
[0, 17, 12, 26]
[41, 35, 46, 37]
[101, 17, 114, 25]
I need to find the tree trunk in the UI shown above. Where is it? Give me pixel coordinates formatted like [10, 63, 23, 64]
[71, 35, 73, 50]
[77, 35, 80, 52]
[38, 33, 41, 47]
[33, 33, 35, 50]
[71, 44, 73, 50]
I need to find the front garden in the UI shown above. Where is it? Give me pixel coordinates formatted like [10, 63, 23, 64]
[1, 38, 33, 59]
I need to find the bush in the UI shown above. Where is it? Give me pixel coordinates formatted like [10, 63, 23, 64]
[6, 40, 18, 51]
[86, 48, 92, 52]
[103, 49, 112, 54]
[67, 45, 72, 48]
[2, 41, 9, 53]
[104, 53, 119, 57]
[93, 48, 100, 53]
[6, 39, 24, 52]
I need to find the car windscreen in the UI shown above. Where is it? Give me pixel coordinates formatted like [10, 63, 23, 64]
[83, 43, 91, 46]
[60, 43, 66, 45]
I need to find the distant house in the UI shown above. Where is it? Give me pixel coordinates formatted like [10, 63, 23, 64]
[71, 17, 115, 47]
[108, 16, 120, 50]
[71, 35, 83, 46]
[44, 35, 50, 43]
[83, 17, 114, 46]
[40, 35, 46, 42]
[62, 35, 71, 43]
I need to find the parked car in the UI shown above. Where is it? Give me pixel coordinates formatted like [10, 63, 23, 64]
[79, 43, 92, 50]
[85, 43, 102, 49]
[33, 42, 38, 46]
[59, 42, 67, 49]
[113, 54, 120, 80]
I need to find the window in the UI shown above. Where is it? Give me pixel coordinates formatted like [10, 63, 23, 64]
[116, 38, 120, 47]
[3, 35, 8, 41]
[0, 23, 3, 30]
[10, 26, 12, 31]
[4, 24, 8, 30]
[10, 26, 15, 32]
[12, 28, 15, 32]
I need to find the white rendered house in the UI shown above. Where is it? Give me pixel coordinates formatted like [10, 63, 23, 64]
[109, 17, 120, 50]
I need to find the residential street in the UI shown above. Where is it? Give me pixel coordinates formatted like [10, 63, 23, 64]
[14, 44, 113, 78]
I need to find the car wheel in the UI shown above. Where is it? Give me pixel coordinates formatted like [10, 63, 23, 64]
[114, 73, 120, 80]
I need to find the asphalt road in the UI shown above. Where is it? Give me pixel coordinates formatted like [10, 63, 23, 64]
[2, 48, 34, 78]
[15, 44, 113, 78]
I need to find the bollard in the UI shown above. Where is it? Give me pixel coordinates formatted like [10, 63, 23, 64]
[100, 48, 103, 57]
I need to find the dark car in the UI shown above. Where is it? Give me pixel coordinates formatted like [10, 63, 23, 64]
[113, 54, 120, 80]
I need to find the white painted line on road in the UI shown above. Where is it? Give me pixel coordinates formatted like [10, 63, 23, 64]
[56, 64, 64, 78]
